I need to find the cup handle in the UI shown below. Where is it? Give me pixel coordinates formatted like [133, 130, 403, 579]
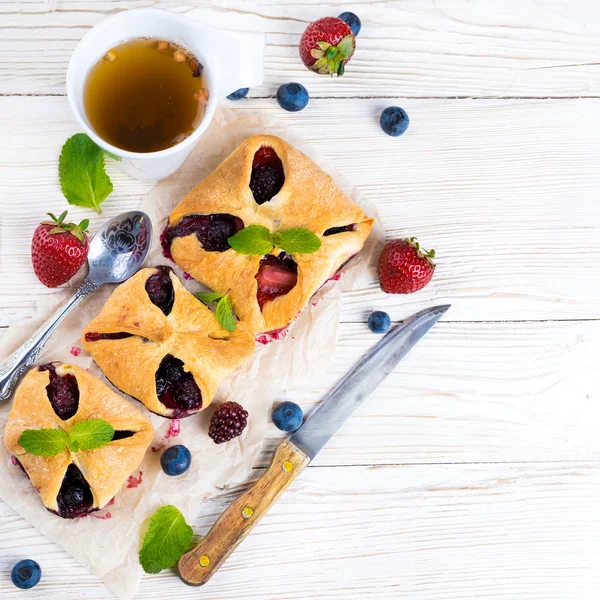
[203, 27, 265, 99]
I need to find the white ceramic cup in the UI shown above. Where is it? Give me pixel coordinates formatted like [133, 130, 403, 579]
[66, 8, 264, 182]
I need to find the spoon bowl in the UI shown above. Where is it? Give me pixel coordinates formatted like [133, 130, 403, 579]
[88, 211, 152, 283]
[0, 211, 153, 401]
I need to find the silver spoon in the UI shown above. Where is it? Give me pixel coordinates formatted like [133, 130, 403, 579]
[0, 210, 153, 401]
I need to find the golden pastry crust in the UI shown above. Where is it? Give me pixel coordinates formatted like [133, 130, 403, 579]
[4, 363, 153, 516]
[166, 135, 374, 333]
[82, 267, 255, 418]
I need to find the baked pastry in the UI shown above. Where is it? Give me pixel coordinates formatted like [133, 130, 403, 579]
[82, 266, 255, 418]
[162, 134, 374, 334]
[4, 362, 153, 519]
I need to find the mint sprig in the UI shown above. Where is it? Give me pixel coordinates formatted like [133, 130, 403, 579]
[272, 229, 322, 254]
[68, 419, 115, 452]
[139, 505, 193, 574]
[19, 429, 68, 457]
[59, 133, 114, 214]
[196, 291, 237, 332]
[227, 225, 273, 255]
[18, 419, 116, 457]
[227, 225, 321, 256]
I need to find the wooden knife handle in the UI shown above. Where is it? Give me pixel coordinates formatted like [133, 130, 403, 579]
[177, 438, 310, 586]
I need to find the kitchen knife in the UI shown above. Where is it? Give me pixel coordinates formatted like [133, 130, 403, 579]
[178, 304, 450, 586]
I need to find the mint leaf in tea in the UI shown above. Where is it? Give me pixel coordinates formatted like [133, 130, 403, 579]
[83, 39, 208, 153]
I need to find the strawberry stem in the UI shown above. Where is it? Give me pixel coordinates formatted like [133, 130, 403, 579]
[43, 211, 89, 243]
[405, 237, 436, 265]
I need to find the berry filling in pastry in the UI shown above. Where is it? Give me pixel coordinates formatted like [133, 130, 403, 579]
[161, 213, 244, 257]
[39, 363, 79, 420]
[255, 253, 298, 310]
[55, 463, 94, 519]
[84, 332, 134, 342]
[249, 146, 285, 204]
[155, 355, 202, 416]
[145, 265, 175, 316]
[323, 224, 357, 236]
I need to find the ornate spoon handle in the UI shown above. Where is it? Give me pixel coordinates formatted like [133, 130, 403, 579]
[0, 278, 100, 401]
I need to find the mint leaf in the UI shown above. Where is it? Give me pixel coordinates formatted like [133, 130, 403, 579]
[196, 290, 237, 331]
[272, 228, 322, 254]
[227, 225, 274, 255]
[59, 133, 113, 214]
[19, 429, 68, 457]
[68, 419, 115, 452]
[139, 506, 194, 574]
[216, 294, 237, 332]
[196, 291, 225, 304]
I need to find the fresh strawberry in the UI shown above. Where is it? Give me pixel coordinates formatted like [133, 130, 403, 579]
[378, 238, 436, 294]
[31, 211, 89, 287]
[299, 17, 355, 76]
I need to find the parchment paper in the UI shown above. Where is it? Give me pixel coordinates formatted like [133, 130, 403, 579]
[0, 110, 384, 599]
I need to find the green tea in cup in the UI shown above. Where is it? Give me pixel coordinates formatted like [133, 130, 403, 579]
[83, 38, 208, 153]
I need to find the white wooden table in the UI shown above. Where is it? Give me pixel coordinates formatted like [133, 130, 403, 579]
[1, 1, 600, 598]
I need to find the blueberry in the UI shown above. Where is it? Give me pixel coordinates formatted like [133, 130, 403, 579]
[227, 88, 249, 101]
[368, 311, 391, 334]
[380, 106, 409, 137]
[338, 12, 361, 36]
[11, 560, 41, 590]
[276, 83, 309, 112]
[272, 401, 303, 432]
[160, 444, 192, 476]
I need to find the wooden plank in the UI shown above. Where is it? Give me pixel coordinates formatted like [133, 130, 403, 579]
[0, 96, 598, 325]
[257, 319, 600, 466]
[1, 0, 600, 97]
[1, 462, 599, 599]
[3, 320, 595, 467]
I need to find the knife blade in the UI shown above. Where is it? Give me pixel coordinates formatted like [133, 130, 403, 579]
[291, 304, 450, 460]
[178, 304, 449, 586]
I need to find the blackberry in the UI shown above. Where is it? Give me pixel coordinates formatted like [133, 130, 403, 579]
[249, 165, 284, 204]
[161, 213, 244, 254]
[208, 401, 248, 444]
[145, 266, 175, 316]
[39, 363, 79, 420]
[155, 355, 202, 415]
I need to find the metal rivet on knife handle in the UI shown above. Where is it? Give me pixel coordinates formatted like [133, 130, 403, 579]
[242, 506, 254, 519]
[199, 555, 210, 567]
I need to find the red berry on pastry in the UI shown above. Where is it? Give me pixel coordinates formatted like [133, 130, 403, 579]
[255, 253, 298, 309]
[299, 17, 355, 76]
[208, 401, 248, 444]
[378, 238, 436, 294]
[31, 211, 89, 287]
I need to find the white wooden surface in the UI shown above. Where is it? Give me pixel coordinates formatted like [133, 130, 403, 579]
[1, 1, 600, 598]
